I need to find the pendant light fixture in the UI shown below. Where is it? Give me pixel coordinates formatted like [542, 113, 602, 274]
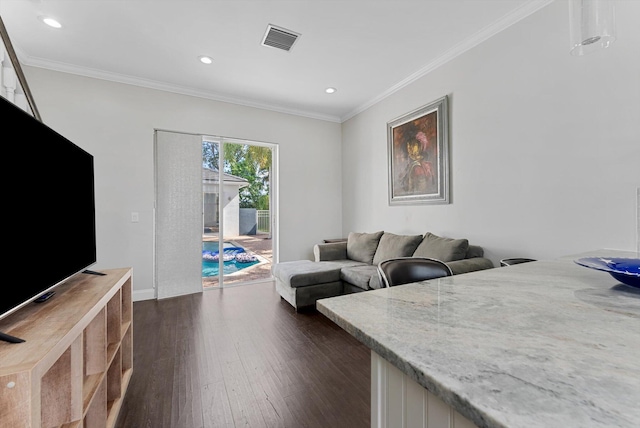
[568, 0, 616, 56]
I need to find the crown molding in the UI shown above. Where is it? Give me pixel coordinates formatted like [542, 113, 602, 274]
[22, 56, 342, 123]
[340, 0, 555, 123]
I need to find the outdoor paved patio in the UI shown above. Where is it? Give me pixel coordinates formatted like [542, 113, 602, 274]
[202, 232, 273, 288]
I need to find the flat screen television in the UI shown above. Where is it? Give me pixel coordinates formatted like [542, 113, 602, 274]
[0, 96, 97, 342]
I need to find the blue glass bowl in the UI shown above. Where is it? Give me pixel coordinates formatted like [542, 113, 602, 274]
[574, 257, 640, 288]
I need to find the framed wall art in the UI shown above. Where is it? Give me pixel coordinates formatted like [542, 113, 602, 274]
[387, 95, 449, 205]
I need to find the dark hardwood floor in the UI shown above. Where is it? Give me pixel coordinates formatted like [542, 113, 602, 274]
[115, 281, 370, 428]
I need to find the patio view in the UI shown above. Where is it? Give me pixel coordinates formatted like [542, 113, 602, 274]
[202, 140, 273, 288]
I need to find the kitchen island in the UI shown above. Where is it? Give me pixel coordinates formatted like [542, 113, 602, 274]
[316, 249, 640, 428]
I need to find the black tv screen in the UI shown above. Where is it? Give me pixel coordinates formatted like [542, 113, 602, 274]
[0, 96, 96, 322]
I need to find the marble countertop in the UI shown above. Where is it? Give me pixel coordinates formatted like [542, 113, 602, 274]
[316, 249, 640, 428]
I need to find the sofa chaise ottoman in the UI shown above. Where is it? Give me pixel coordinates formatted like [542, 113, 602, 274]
[273, 231, 494, 311]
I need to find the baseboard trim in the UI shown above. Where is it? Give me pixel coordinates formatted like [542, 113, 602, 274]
[133, 288, 156, 301]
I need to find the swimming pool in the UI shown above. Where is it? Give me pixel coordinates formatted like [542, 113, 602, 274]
[202, 241, 260, 277]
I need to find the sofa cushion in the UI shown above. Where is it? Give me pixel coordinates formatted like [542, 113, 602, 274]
[372, 232, 423, 266]
[448, 257, 494, 275]
[272, 260, 341, 288]
[340, 265, 380, 291]
[466, 244, 484, 258]
[347, 231, 384, 264]
[368, 270, 384, 290]
[412, 232, 469, 262]
[314, 241, 348, 261]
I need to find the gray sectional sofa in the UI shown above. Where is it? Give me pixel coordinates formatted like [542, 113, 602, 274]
[273, 230, 494, 311]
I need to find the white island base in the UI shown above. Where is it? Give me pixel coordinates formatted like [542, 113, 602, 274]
[372, 351, 477, 428]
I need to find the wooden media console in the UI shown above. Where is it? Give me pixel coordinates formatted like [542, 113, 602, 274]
[0, 268, 133, 428]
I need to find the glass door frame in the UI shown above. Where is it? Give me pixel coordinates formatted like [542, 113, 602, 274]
[202, 134, 278, 288]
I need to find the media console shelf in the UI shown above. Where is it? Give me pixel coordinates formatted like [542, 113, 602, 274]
[0, 267, 133, 428]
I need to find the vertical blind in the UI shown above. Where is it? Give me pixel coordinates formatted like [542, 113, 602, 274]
[154, 130, 203, 299]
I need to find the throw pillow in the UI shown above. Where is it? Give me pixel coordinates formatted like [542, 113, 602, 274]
[372, 232, 423, 266]
[347, 231, 384, 264]
[412, 232, 469, 262]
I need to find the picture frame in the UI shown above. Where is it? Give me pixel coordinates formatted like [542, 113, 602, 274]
[0, 16, 42, 121]
[387, 95, 449, 205]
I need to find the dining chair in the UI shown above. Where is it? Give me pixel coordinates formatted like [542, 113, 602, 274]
[377, 257, 453, 288]
[499, 258, 536, 267]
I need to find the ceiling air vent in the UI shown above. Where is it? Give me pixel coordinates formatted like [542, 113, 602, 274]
[261, 24, 300, 52]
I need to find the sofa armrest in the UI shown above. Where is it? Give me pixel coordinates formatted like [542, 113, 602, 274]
[314, 242, 348, 261]
[447, 257, 494, 275]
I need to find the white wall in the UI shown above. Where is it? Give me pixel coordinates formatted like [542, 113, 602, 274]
[24, 68, 343, 299]
[341, 0, 640, 265]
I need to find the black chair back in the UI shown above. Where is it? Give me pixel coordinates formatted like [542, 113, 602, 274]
[499, 258, 536, 267]
[377, 257, 453, 287]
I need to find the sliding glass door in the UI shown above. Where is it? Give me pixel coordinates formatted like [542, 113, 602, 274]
[202, 136, 277, 289]
[155, 130, 277, 296]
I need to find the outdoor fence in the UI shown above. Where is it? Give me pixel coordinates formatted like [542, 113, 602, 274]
[257, 210, 270, 233]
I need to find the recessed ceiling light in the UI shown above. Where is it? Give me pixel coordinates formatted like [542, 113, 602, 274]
[199, 56, 213, 64]
[39, 16, 62, 28]
[325, 87, 337, 94]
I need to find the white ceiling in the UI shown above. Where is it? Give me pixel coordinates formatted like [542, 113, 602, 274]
[0, 1, 553, 122]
